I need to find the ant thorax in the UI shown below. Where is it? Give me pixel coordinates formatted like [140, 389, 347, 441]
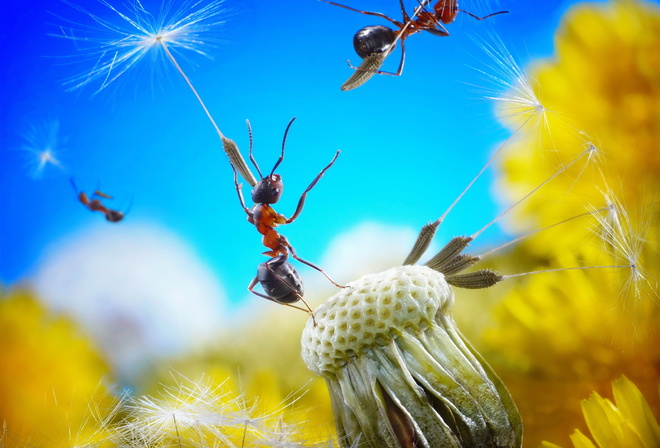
[251, 174, 283, 204]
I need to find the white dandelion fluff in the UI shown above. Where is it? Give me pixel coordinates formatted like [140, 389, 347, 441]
[20, 119, 66, 179]
[52, 0, 228, 93]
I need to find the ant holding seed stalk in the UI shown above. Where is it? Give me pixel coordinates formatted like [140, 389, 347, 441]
[322, 0, 508, 90]
[232, 118, 342, 323]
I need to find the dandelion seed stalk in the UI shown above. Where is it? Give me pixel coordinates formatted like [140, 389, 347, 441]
[155, 37, 257, 186]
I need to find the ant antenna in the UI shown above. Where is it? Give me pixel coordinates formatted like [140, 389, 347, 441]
[69, 177, 80, 195]
[246, 120, 263, 179]
[270, 117, 297, 177]
[459, 9, 509, 21]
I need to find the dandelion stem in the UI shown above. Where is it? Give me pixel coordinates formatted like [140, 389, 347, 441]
[503, 264, 634, 280]
[478, 207, 610, 258]
[471, 147, 591, 240]
[157, 38, 257, 186]
[157, 38, 225, 140]
[436, 115, 535, 228]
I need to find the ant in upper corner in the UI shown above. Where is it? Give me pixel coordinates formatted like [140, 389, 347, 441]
[70, 178, 130, 223]
[321, 0, 508, 90]
[232, 117, 342, 322]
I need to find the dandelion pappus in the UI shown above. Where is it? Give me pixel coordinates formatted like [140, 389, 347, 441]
[232, 118, 342, 322]
[322, 0, 508, 90]
[70, 178, 130, 223]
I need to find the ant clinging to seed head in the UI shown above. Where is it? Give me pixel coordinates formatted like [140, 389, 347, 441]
[233, 117, 342, 323]
[70, 177, 129, 223]
[322, 0, 508, 90]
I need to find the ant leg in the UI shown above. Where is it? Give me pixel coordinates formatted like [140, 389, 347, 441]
[233, 166, 254, 219]
[319, 0, 404, 28]
[285, 150, 340, 224]
[248, 275, 317, 325]
[269, 117, 296, 176]
[287, 245, 345, 289]
[394, 38, 406, 76]
[459, 9, 509, 20]
[346, 53, 402, 77]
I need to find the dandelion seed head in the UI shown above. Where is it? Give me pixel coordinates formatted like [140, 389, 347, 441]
[302, 265, 452, 376]
[472, 36, 549, 138]
[54, 0, 228, 92]
[20, 119, 66, 179]
[589, 191, 656, 305]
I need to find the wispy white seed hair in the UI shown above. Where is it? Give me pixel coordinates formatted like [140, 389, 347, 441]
[591, 191, 657, 304]
[470, 36, 552, 139]
[53, 0, 228, 92]
[302, 265, 522, 448]
[20, 119, 66, 179]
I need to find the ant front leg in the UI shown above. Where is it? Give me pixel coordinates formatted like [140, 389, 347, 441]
[286, 150, 340, 224]
[232, 166, 254, 221]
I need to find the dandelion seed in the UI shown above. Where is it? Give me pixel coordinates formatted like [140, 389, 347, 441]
[471, 36, 548, 136]
[20, 119, 66, 179]
[471, 35, 590, 164]
[590, 191, 656, 305]
[53, 0, 227, 93]
[54, 0, 258, 185]
[125, 376, 238, 446]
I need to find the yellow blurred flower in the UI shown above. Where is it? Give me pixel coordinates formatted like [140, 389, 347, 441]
[541, 375, 660, 448]
[0, 289, 115, 447]
[480, 0, 660, 446]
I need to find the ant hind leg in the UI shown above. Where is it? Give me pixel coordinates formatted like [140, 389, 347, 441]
[248, 274, 317, 325]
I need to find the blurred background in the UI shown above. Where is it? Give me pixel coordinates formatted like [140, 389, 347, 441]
[1, 0, 579, 362]
[1, 0, 659, 446]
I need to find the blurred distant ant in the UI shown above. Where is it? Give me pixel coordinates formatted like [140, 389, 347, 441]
[232, 117, 341, 321]
[70, 178, 129, 223]
[321, 0, 508, 90]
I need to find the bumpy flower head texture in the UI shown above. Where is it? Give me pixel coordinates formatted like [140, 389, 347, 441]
[302, 265, 522, 448]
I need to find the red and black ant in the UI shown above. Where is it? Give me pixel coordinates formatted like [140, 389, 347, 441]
[70, 177, 129, 223]
[232, 117, 341, 322]
[321, 0, 508, 90]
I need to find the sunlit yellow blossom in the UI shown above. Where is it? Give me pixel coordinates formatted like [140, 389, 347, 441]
[541, 376, 660, 448]
[0, 289, 115, 447]
[480, 0, 660, 446]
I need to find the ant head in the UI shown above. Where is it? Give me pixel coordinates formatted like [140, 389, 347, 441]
[105, 210, 125, 223]
[251, 174, 284, 204]
[353, 26, 397, 59]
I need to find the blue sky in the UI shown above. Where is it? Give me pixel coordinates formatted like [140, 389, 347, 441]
[1, 0, 590, 307]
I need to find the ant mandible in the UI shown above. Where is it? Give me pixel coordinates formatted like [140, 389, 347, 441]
[321, 0, 508, 90]
[70, 178, 128, 223]
[233, 117, 341, 322]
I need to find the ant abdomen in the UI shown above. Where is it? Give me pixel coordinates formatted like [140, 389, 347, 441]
[105, 210, 125, 223]
[353, 25, 397, 58]
[258, 258, 304, 304]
